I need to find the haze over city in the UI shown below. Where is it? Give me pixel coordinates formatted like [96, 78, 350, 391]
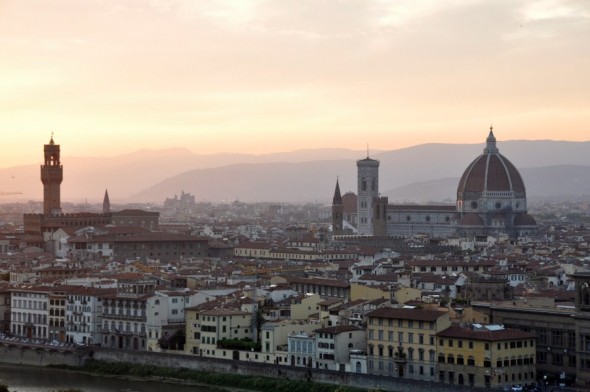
[1, 0, 589, 168]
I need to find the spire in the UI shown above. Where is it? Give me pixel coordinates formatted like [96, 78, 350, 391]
[49, 131, 55, 145]
[484, 125, 499, 154]
[103, 189, 111, 213]
[332, 178, 342, 205]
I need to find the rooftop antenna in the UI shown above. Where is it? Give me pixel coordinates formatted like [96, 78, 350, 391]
[367, 143, 370, 159]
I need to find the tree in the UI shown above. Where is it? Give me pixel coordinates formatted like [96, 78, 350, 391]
[254, 307, 266, 342]
[158, 329, 185, 350]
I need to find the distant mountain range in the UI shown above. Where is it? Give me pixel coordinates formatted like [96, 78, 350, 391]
[1, 140, 589, 204]
[384, 165, 590, 203]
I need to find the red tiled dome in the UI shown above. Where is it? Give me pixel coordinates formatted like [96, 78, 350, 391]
[457, 130, 525, 197]
[514, 213, 537, 226]
[458, 213, 484, 226]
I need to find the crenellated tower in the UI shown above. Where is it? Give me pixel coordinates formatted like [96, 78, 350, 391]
[41, 135, 63, 215]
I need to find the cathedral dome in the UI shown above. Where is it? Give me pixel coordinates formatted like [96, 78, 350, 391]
[458, 213, 484, 226]
[455, 128, 537, 239]
[457, 129, 526, 199]
[514, 212, 537, 226]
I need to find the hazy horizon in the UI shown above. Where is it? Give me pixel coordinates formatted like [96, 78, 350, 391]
[1, 1, 589, 167]
[1, 136, 589, 170]
[1, 138, 590, 205]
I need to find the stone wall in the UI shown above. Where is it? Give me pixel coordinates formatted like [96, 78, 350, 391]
[0, 344, 86, 367]
[0, 344, 483, 392]
[91, 348, 481, 392]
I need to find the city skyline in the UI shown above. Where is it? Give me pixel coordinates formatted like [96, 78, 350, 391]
[1, 0, 589, 167]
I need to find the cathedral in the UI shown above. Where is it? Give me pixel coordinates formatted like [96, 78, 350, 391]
[332, 129, 538, 239]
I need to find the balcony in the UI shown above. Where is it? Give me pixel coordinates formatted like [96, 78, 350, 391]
[103, 313, 145, 321]
[393, 346, 406, 364]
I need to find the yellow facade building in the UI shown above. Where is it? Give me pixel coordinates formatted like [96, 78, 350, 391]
[437, 324, 536, 388]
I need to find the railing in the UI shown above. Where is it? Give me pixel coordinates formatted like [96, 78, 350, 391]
[102, 313, 145, 321]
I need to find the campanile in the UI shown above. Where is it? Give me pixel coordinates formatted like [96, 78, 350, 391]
[41, 135, 63, 215]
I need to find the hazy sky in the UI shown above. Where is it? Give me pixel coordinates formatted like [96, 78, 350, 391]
[1, 0, 589, 167]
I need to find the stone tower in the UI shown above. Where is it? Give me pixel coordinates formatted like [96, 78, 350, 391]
[357, 154, 379, 236]
[373, 196, 388, 237]
[103, 189, 111, 214]
[41, 135, 63, 215]
[332, 178, 344, 236]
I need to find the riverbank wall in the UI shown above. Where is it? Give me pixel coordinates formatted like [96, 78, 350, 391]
[0, 344, 480, 392]
[0, 344, 86, 367]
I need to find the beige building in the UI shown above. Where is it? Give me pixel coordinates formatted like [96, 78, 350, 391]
[350, 283, 390, 302]
[290, 294, 324, 321]
[365, 308, 451, 382]
[186, 307, 253, 359]
[260, 319, 320, 365]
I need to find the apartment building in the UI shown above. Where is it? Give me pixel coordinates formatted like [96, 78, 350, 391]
[365, 308, 451, 382]
[437, 324, 536, 389]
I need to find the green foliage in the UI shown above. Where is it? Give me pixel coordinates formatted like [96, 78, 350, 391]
[58, 360, 364, 392]
[217, 337, 261, 351]
[158, 329, 186, 351]
[0, 384, 8, 392]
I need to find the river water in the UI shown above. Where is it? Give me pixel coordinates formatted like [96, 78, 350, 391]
[0, 363, 219, 392]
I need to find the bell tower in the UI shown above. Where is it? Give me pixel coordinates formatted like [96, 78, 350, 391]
[357, 153, 379, 236]
[332, 178, 344, 236]
[41, 134, 63, 215]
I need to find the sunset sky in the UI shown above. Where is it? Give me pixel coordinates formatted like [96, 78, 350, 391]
[1, 0, 589, 167]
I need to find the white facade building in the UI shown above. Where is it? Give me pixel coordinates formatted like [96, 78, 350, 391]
[315, 325, 367, 371]
[65, 286, 113, 345]
[10, 287, 49, 339]
[146, 290, 195, 352]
